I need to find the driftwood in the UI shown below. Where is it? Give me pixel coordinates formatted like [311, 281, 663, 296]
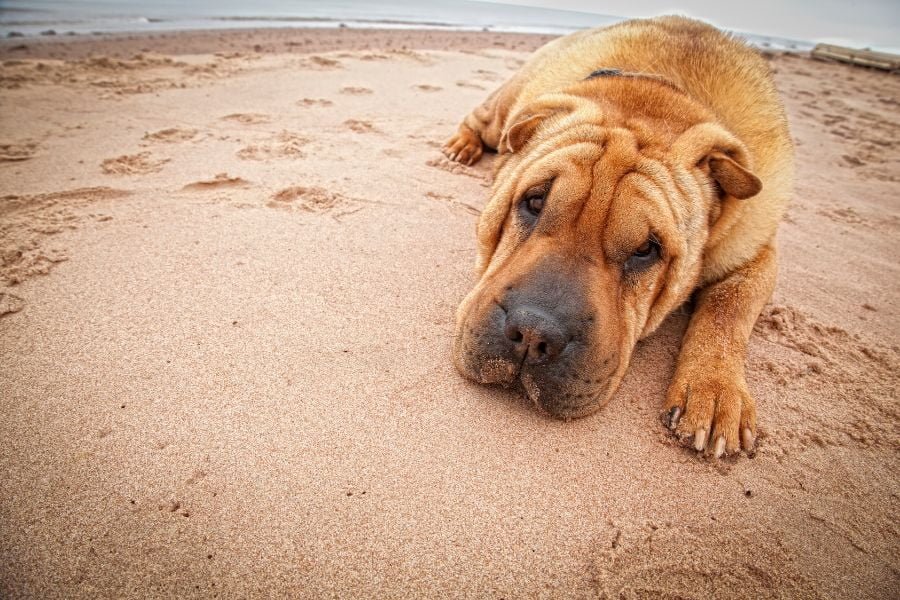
[811, 43, 900, 72]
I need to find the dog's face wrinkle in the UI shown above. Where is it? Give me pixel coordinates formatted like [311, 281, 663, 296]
[478, 139, 602, 280]
[456, 116, 715, 417]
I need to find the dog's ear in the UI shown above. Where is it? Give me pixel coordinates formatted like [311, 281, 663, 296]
[706, 152, 761, 199]
[500, 112, 550, 154]
[498, 93, 582, 154]
[499, 93, 598, 155]
[673, 123, 762, 200]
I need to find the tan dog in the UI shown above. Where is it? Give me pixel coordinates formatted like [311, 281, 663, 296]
[443, 16, 792, 458]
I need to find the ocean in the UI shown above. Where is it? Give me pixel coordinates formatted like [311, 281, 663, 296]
[0, 0, 813, 51]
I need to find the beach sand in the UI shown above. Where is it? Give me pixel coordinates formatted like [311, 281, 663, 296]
[0, 27, 898, 598]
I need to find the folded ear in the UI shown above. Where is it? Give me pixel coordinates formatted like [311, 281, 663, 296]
[497, 93, 586, 155]
[707, 152, 761, 199]
[672, 123, 762, 200]
[499, 111, 550, 154]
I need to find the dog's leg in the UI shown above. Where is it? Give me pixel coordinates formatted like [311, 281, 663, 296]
[442, 85, 514, 166]
[663, 244, 777, 458]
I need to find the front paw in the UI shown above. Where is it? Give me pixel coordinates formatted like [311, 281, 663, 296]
[442, 125, 483, 166]
[663, 370, 757, 458]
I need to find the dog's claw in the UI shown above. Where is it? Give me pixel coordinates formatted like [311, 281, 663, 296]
[667, 406, 681, 430]
[741, 427, 755, 453]
[693, 428, 708, 452]
[713, 436, 726, 458]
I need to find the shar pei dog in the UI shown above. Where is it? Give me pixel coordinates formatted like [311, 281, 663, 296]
[443, 16, 793, 458]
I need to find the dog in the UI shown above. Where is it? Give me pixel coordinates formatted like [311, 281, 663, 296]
[443, 16, 793, 458]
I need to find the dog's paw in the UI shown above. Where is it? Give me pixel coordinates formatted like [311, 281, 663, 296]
[442, 125, 483, 166]
[663, 370, 757, 458]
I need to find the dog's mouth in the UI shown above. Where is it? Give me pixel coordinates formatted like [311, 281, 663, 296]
[519, 370, 611, 420]
[465, 352, 611, 420]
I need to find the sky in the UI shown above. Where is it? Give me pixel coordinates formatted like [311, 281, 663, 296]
[484, 0, 900, 51]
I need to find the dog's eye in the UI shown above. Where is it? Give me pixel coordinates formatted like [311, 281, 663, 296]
[521, 189, 545, 217]
[519, 183, 550, 222]
[525, 193, 544, 215]
[624, 237, 661, 272]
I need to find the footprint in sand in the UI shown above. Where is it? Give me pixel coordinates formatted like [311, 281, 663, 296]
[753, 304, 898, 451]
[101, 152, 169, 175]
[0, 292, 25, 317]
[425, 156, 489, 183]
[822, 114, 847, 126]
[357, 52, 390, 61]
[181, 173, 251, 191]
[386, 49, 434, 65]
[818, 205, 868, 225]
[237, 131, 310, 160]
[472, 69, 502, 82]
[406, 133, 443, 149]
[593, 522, 815, 598]
[456, 81, 487, 91]
[413, 84, 442, 92]
[268, 186, 361, 218]
[159, 499, 191, 518]
[425, 190, 480, 216]
[821, 205, 898, 229]
[840, 154, 865, 167]
[186, 469, 208, 485]
[296, 98, 334, 108]
[343, 119, 378, 134]
[297, 55, 342, 69]
[340, 86, 373, 95]
[0, 186, 129, 300]
[220, 113, 271, 125]
[0, 140, 38, 162]
[142, 127, 198, 143]
[754, 304, 894, 370]
[1, 54, 192, 96]
[181, 60, 233, 77]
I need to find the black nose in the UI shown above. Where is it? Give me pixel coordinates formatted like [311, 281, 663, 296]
[503, 306, 569, 364]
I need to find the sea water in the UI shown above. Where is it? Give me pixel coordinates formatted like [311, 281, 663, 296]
[0, 0, 813, 51]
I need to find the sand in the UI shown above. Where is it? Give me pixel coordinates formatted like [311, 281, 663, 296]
[0, 27, 898, 599]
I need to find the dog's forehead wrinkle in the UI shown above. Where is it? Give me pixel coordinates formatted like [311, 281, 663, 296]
[512, 141, 602, 199]
[576, 140, 637, 249]
[628, 169, 677, 232]
[561, 155, 597, 230]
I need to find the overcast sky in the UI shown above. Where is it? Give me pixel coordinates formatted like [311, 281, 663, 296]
[484, 0, 900, 50]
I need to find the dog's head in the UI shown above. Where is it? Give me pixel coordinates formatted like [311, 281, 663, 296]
[453, 77, 762, 418]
